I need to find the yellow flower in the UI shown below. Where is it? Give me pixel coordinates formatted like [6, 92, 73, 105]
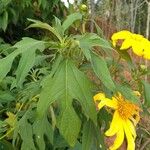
[111, 30, 132, 47]
[111, 30, 150, 60]
[94, 92, 140, 150]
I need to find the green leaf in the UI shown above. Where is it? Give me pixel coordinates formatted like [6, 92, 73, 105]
[58, 99, 81, 147]
[0, 37, 45, 86]
[0, 90, 15, 103]
[37, 59, 97, 146]
[13, 37, 45, 53]
[38, 59, 96, 123]
[117, 49, 133, 68]
[13, 111, 36, 150]
[82, 120, 105, 150]
[69, 142, 82, 150]
[82, 121, 94, 150]
[142, 80, 150, 107]
[15, 50, 35, 87]
[116, 84, 139, 104]
[33, 115, 54, 150]
[62, 13, 82, 33]
[0, 140, 14, 150]
[27, 19, 62, 42]
[0, 53, 16, 82]
[76, 33, 112, 60]
[54, 16, 63, 37]
[91, 52, 116, 91]
[0, 10, 8, 31]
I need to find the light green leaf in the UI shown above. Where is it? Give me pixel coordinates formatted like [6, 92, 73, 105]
[0, 53, 16, 82]
[15, 50, 35, 87]
[0, 10, 8, 31]
[142, 80, 150, 107]
[0, 90, 15, 103]
[0, 37, 45, 86]
[91, 52, 116, 91]
[62, 13, 82, 33]
[13, 37, 45, 52]
[54, 16, 63, 37]
[76, 33, 112, 60]
[27, 19, 62, 42]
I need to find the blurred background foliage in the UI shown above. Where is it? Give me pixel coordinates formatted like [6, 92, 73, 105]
[0, 0, 149, 42]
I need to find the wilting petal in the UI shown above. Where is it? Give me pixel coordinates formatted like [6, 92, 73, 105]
[109, 123, 124, 150]
[105, 111, 120, 136]
[126, 120, 136, 139]
[123, 122, 135, 150]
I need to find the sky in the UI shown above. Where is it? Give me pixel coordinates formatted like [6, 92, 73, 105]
[61, 0, 74, 7]
[61, 0, 99, 7]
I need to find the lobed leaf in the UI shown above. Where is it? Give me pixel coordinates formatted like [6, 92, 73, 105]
[37, 59, 97, 146]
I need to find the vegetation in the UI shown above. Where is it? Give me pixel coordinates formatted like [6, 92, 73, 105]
[0, 0, 150, 150]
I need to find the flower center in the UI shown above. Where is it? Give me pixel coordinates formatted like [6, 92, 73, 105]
[116, 95, 139, 120]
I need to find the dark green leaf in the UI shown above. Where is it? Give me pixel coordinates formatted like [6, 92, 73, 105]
[13, 110, 36, 150]
[58, 99, 81, 147]
[37, 59, 97, 146]
[91, 52, 116, 91]
[33, 115, 54, 150]
[38, 59, 96, 123]
[82, 120, 105, 150]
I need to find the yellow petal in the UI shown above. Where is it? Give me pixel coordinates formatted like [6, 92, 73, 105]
[109, 123, 124, 150]
[98, 97, 117, 110]
[112, 40, 117, 47]
[143, 42, 150, 60]
[111, 30, 132, 41]
[126, 120, 136, 139]
[123, 122, 135, 150]
[105, 111, 120, 136]
[130, 112, 140, 126]
[132, 41, 144, 56]
[93, 93, 106, 102]
[120, 39, 132, 50]
[131, 33, 144, 41]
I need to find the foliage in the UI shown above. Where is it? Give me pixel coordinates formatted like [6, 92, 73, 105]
[0, 5, 150, 150]
[0, 0, 64, 42]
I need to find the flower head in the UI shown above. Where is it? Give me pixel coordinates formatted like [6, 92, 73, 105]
[111, 30, 150, 60]
[94, 92, 141, 150]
